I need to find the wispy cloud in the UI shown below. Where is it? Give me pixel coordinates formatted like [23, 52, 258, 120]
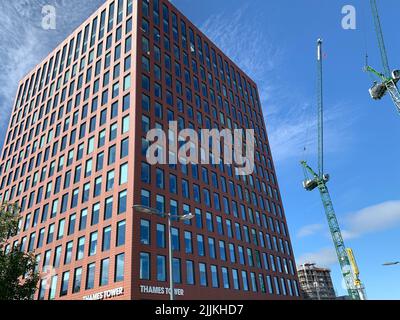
[297, 247, 337, 268]
[0, 0, 104, 148]
[200, 5, 357, 164]
[297, 223, 325, 238]
[200, 5, 283, 104]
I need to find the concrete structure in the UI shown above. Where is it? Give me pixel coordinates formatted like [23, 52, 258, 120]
[297, 263, 336, 300]
[0, 0, 300, 300]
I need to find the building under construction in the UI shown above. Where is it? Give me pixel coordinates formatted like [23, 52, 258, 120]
[297, 264, 336, 300]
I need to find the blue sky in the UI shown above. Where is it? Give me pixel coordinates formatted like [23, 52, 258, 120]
[1, 0, 400, 299]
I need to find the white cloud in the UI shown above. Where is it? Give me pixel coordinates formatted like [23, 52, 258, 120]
[297, 201, 400, 241]
[342, 200, 400, 240]
[297, 223, 325, 238]
[297, 247, 338, 268]
[200, 5, 283, 104]
[296, 200, 400, 267]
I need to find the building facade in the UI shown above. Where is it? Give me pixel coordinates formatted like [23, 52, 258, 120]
[297, 263, 336, 300]
[0, 0, 300, 300]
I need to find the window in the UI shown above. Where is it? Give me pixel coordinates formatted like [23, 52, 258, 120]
[141, 189, 150, 206]
[140, 252, 150, 280]
[169, 174, 177, 193]
[197, 235, 205, 256]
[89, 231, 98, 256]
[119, 163, 128, 185]
[102, 226, 111, 251]
[242, 271, 249, 291]
[251, 273, 258, 293]
[123, 94, 130, 112]
[142, 74, 150, 90]
[108, 145, 116, 165]
[182, 179, 189, 198]
[79, 209, 87, 231]
[122, 115, 130, 133]
[184, 231, 193, 254]
[77, 236, 85, 260]
[211, 265, 219, 288]
[60, 271, 69, 296]
[157, 255, 166, 281]
[86, 263, 95, 290]
[186, 260, 195, 285]
[115, 253, 125, 282]
[173, 258, 181, 284]
[106, 170, 115, 191]
[206, 212, 213, 232]
[156, 169, 164, 189]
[229, 244, 236, 263]
[105, 197, 113, 220]
[53, 246, 62, 267]
[232, 269, 240, 290]
[171, 227, 179, 251]
[49, 275, 58, 300]
[64, 241, 73, 265]
[100, 258, 109, 286]
[216, 216, 224, 235]
[195, 208, 202, 228]
[73, 267, 82, 293]
[68, 214, 76, 235]
[124, 75, 131, 90]
[57, 219, 65, 240]
[141, 162, 150, 183]
[199, 263, 207, 287]
[156, 195, 165, 214]
[156, 224, 166, 248]
[94, 177, 102, 197]
[47, 224, 54, 244]
[222, 267, 230, 289]
[96, 152, 104, 171]
[219, 241, 226, 261]
[140, 219, 150, 245]
[121, 138, 129, 158]
[117, 220, 126, 246]
[118, 190, 127, 214]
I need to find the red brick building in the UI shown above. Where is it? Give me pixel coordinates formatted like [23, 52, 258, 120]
[0, 0, 300, 300]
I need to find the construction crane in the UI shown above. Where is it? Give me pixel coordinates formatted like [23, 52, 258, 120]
[365, 0, 400, 113]
[300, 39, 366, 300]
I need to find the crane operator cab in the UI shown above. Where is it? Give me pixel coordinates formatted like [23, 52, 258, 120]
[369, 69, 400, 100]
[392, 69, 400, 83]
[369, 81, 387, 100]
[302, 174, 330, 191]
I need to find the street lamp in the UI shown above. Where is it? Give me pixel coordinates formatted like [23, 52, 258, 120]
[133, 204, 194, 300]
[383, 261, 400, 266]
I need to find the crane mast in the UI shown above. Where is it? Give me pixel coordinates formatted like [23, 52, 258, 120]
[301, 39, 366, 300]
[365, 0, 400, 113]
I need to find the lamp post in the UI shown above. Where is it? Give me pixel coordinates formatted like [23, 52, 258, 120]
[133, 204, 194, 300]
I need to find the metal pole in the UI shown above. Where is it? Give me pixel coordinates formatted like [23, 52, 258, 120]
[168, 215, 174, 301]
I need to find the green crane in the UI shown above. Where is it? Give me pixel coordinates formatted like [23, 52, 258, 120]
[300, 39, 366, 300]
[365, 0, 400, 113]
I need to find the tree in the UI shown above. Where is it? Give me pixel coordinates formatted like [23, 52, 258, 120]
[0, 203, 39, 300]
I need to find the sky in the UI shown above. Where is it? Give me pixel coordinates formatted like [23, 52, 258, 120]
[0, 0, 400, 300]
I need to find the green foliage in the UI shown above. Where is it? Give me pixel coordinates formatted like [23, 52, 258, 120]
[0, 203, 39, 300]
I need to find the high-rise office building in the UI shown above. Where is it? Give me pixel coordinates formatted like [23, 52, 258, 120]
[297, 263, 336, 300]
[0, 0, 300, 300]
